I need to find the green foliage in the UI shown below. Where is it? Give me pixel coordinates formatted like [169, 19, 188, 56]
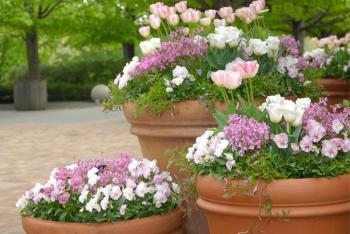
[21, 192, 177, 223]
[323, 48, 350, 79]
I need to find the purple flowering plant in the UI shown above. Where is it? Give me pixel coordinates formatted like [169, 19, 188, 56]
[186, 95, 350, 180]
[16, 153, 180, 223]
[104, 1, 320, 115]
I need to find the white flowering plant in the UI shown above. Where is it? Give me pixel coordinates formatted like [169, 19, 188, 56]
[185, 95, 350, 180]
[16, 153, 180, 223]
[104, 0, 320, 114]
[306, 34, 350, 79]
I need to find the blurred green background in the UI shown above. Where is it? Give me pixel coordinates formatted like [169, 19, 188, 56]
[0, 0, 349, 103]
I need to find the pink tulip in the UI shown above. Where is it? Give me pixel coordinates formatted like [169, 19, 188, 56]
[158, 5, 170, 19]
[189, 9, 201, 23]
[231, 60, 259, 79]
[169, 7, 176, 15]
[138, 26, 150, 38]
[211, 70, 243, 90]
[226, 13, 235, 23]
[218, 6, 233, 18]
[175, 1, 187, 13]
[150, 2, 164, 16]
[180, 11, 192, 23]
[200, 17, 211, 26]
[249, 0, 265, 13]
[236, 7, 256, 24]
[149, 15, 161, 29]
[205, 9, 216, 19]
[167, 14, 179, 26]
[213, 19, 226, 27]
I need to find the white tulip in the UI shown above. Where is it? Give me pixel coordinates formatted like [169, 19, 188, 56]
[139, 38, 161, 55]
[213, 18, 226, 27]
[291, 107, 305, 127]
[207, 33, 226, 49]
[266, 36, 280, 58]
[249, 38, 268, 56]
[282, 100, 297, 123]
[296, 97, 311, 109]
[266, 94, 285, 105]
[266, 103, 283, 123]
[215, 26, 242, 47]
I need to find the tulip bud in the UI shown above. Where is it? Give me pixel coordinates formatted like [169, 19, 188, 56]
[150, 2, 163, 16]
[226, 13, 235, 23]
[282, 100, 297, 123]
[211, 70, 242, 90]
[218, 6, 233, 18]
[266, 103, 283, 123]
[138, 26, 150, 38]
[149, 15, 161, 29]
[200, 17, 211, 26]
[205, 9, 216, 19]
[158, 5, 170, 19]
[167, 14, 179, 26]
[180, 11, 192, 23]
[175, 1, 187, 13]
[213, 19, 226, 27]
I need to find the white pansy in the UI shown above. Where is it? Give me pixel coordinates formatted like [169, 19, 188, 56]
[214, 139, 229, 156]
[114, 56, 140, 89]
[248, 38, 268, 56]
[166, 87, 173, 93]
[122, 187, 135, 201]
[87, 167, 99, 186]
[171, 77, 184, 86]
[171, 182, 180, 193]
[172, 65, 189, 79]
[135, 181, 148, 197]
[79, 185, 89, 203]
[332, 119, 344, 134]
[110, 186, 122, 200]
[65, 163, 77, 170]
[100, 196, 109, 211]
[16, 195, 28, 209]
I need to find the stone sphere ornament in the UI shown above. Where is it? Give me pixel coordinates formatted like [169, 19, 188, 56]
[91, 84, 110, 103]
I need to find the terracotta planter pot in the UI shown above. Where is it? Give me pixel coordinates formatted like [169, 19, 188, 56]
[196, 174, 350, 234]
[318, 79, 350, 105]
[123, 100, 222, 234]
[22, 207, 184, 234]
[123, 100, 220, 173]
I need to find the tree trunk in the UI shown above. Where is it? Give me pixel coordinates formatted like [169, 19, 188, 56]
[25, 27, 40, 80]
[122, 43, 135, 61]
[292, 20, 305, 53]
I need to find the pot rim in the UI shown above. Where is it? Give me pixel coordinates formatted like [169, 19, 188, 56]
[22, 206, 182, 226]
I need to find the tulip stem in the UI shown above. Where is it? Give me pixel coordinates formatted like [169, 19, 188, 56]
[244, 81, 251, 104]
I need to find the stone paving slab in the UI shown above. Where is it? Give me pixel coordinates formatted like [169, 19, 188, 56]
[0, 103, 141, 234]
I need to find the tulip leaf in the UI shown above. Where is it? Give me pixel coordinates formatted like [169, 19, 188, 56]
[291, 126, 302, 142]
[214, 109, 229, 131]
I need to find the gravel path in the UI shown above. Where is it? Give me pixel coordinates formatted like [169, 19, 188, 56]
[0, 102, 141, 234]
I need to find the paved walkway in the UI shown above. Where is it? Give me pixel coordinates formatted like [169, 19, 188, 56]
[0, 102, 141, 234]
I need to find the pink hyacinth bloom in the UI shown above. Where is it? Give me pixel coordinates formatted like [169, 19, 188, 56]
[211, 70, 242, 90]
[149, 15, 161, 29]
[322, 140, 338, 158]
[175, 1, 187, 13]
[299, 135, 314, 153]
[218, 6, 233, 18]
[138, 26, 150, 38]
[272, 133, 289, 149]
[231, 60, 259, 79]
[167, 14, 179, 25]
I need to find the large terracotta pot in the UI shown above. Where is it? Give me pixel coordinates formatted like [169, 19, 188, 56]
[123, 100, 219, 173]
[196, 174, 350, 234]
[123, 100, 219, 234]
[318, 79, 350, 105]
[22, 207, 184, 234]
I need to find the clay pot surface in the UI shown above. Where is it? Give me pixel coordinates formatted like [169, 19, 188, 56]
[123, 100, 222, 173]
[318, 79, 350, 105]
[196, 174, 350, 234]
[123, 100, 222, 234]
[22, 207, 184, 234]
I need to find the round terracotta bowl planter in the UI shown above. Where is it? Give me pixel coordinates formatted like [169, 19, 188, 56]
[196, 174, 350, 234]
[318, 79, 350, 105]
[123, 100, 220, 174]
[22, 207, 184, 234]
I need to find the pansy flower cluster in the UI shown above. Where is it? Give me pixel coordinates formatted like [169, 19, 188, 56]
[16, 153, 180, 223]
[187, 96, 350, 179]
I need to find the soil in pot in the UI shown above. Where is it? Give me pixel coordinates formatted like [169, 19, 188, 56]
[196, 174, 350, 234]
[22, 207, 184, 234]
